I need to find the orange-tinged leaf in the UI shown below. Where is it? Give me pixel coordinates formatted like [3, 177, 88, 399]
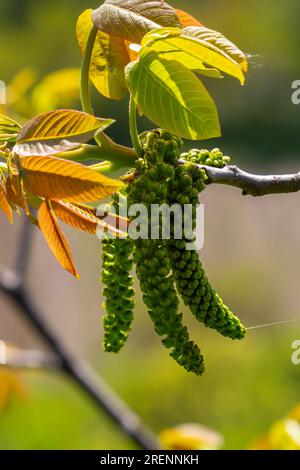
[14, 109, 115, 157]
[77, 9, 129, 100]
[38, 201, 79, 278]
[5, 174, 26, 210]
[21, 156, 123, 203]
[176, 9, 203, 27]
[0, 179, 13, 223]
[51, 200, 129, 237]
[51, 200, 99, 233]
[125, 41, 139, 62]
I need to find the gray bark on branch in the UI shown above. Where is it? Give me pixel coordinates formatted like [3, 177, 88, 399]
[179, 160, 300, 197]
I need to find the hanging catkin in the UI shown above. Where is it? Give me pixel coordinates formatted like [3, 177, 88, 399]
[167, 148, 246, 340]
[101, 193, 135, 353]
[126, 130, 205, 375]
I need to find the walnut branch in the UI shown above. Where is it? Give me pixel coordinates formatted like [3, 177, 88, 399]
[178, 160, 300, 197]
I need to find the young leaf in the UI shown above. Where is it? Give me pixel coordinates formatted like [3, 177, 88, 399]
[14, 109, 115, 157]
[20, 156, 123, 203]
[141, 27, 247, 84]
[51, 200, 129, 237]
[125, 51, 220, 140]
[38, 201, 79, 278]
[77, 9, 129, 100]
[0, 179, 13, 223]
[176, 9, 203, 27]
[92, 0, 180, 43]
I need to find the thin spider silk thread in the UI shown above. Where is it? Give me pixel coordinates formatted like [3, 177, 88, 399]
[247, 317, 300, 331]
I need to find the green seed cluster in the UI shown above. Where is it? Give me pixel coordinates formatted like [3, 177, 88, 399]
[99, 132, 246, 374]
[126, 130, 205, 375]
[182, 148, 231, 168]
[101, 194, 135, 353]
[167, 152, 246, 340]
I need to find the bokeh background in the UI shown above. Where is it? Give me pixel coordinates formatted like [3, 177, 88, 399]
[1, 0, 300, 450]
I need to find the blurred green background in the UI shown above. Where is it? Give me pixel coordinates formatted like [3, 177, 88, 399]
[1, 0, 300, 450]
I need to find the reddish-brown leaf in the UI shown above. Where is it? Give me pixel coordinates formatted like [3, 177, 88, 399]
[38, 201, 79, 278]
[92, 0, 181, 44]
[176, 9, 203, 27]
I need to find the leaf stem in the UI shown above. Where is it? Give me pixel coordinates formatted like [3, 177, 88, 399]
[79, 25, 137, 169]
[80, 25, 98, 116]
[57, 143, 136, 171]
[129, 94, 143, 157]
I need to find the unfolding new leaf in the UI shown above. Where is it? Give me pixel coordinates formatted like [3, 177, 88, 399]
[14, 109, 114, 157]
[92, 0, 181, 43]
[141, 27, 247, 84]
[0, 179, 13, 223]
[38, 201, 79, 278]
[77, 9, 129, 100]
[125, 51, 220, 140]
[176, 9, 203, 27]
[51, 200, 129, 237]
[20, 156, 123, 203]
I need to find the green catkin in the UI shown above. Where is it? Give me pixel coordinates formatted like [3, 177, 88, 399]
[101, 194, 135, 353]
[167, 148, 246, 340]
[126, 130, 205, 375]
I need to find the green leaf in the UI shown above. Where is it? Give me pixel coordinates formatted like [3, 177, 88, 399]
[92, 0, 181, 43]
[14, 109, 115, 157]
[142, 26, 247, 84]
[184, 26, 248, 73]
[77, 9, 129, 100]
[125, 50, 221, 140]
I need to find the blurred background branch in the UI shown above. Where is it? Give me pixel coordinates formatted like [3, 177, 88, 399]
[0, 219, 160, 450]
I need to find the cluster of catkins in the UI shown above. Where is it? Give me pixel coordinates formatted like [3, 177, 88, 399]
[101, 131, 246, 375]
